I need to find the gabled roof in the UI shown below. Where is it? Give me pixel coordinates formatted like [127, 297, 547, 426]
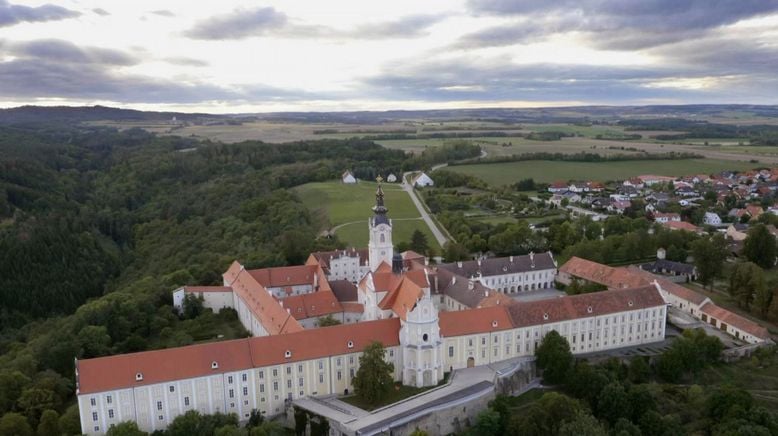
[700, 302, 769, 339]
[559, 257, 648, 289]
[281, 291, 343, 320]
[247, 265, 318, 288]
[438, 253, 556, 278]
[224, 261, 303, 335]
[507, 285, 665, 327]
[77, 318, 401, 395]
[329, 280, 358, 302]
[627, 267, 709, 305]
[307, 248, 369, 273]
[662, 221, 701, 232]
[439, 306, 514, 337]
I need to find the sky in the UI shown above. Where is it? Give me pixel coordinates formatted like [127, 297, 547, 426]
[0, 0, 777, 113]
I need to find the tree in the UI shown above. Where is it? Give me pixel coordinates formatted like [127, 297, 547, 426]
[37, 409, 60, 436]
[628, 356, 650, 384]
[317, 315, 341, 327]
[0, 412, 33, 436]
[410, 230, 430, 255]
[352, 341, 394, 406]
[743, 224, 777, 269]
[106, 421, 147, 436]
[729, 262, 766, 309]
[443, 241, 470, 262]
[535, 330, 573, 385]
[558, 411, 607, 436]
[474, 409, 502, 436]
[58, 405, 82, 436]
[596, 382, 631, 425]
[182, 294, 205, 319]
[691, 234, 728, 288]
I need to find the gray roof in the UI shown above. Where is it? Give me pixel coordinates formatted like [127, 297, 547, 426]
[438, 252, 556, 278]
[431, 268, 494, 308]
[329, 280, 359, 302]
[640, 259, 695, 275]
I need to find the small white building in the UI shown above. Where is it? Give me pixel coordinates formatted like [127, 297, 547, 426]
[703, 212, 722, 226]
[412, 172, 434, 187]
[386, 174, 397, 183]
[342, 171, 357, 184]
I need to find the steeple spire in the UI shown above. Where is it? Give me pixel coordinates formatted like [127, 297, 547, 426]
[373, 176, 388, 216]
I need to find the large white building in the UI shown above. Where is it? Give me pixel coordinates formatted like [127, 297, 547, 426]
[77, 182, 670, 435]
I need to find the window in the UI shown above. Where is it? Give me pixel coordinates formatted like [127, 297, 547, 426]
[481, 337, 486, 345]
[184, 397, 190, 406]
[337, 371, 342, 380]
[273, 369, 278, 377]
[318, 361, 324, 370]
[159, 415, 164, 421]
[92, 412, 98, 422]
[108, 409, 114, 419]
[449, 346, 454, 357]
[259, 371, 264, 379]
[389, 350, 394, 357]
[299, 378, 304, 387]
[90, 398, 96, 406]
[298, 364, 303, 373]
[228, 376, 233, 384]
[106, 395, 112, 404]
[273, 382, 278, 391]
[349, 356, 354, 365]
[229, 389, 234, 398]
[337, 358, 342, 366]
[319, 374, 324, 383]
[169, 386, 175, 393]
[287, 380, 292, 389]
[286, 367, 291, 375]
[242, 374, 247, 382]
[350, 368, 355, 378]
[260, 384, 265, 393]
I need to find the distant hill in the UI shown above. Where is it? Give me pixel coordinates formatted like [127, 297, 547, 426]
[0, 105, 225, 124]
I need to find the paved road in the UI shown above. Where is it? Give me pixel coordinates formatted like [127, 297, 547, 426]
[401, 172, 449, 247]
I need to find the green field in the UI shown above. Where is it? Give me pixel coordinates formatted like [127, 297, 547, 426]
[294, 181, 440, 249]
[446, 159, 754, 185]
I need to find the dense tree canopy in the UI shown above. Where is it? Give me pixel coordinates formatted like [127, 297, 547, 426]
[352, 341, 394, 405]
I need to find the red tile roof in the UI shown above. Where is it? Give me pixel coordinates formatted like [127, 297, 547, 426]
[224, 261, 303, 335]
[508, 286, 665, 327]
[560, 257, 649, 289]
[182, 286, 233, 293]
[662, 221, 701, 232]
[77, 319, 400, 394]
[281, 291, 343, 320]
[627, 267, 709, 305]
[700, 302, 769, 340]
[439, 306, 514, 337]
[77, 338, 252, 394]
[247, 265, 318, 288]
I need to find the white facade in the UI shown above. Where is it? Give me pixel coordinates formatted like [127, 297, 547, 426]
[413, 173, 434, 187]
[703, 212, 722, 226]
[400, 296, 444, 387]
[328, 254, 369, 284]
[172, 288, 235, 314]
[342, 172, 357, 184]
[368, 220, 393, 272]
[477, 269, 556, 293]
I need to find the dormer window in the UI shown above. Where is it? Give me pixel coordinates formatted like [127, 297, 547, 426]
[284, 350, 292, 358]
[628, 300, 634, 307]
[347, 341, 354, 349]
[211, 361, 219, 369]
[543, 313, 549, 320]
[587, 306, 593, 313]
[135, 373, 143, 381]
[491, 320, 498, 327]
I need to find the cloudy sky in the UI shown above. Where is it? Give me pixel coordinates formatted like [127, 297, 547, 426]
[1, 0, 777, 112]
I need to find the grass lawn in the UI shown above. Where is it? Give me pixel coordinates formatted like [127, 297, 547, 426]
[294, 180, 440, 249]
[340, 375, 450, 411]
[446, 159, 754, 186]
[694, 358, 778, 408]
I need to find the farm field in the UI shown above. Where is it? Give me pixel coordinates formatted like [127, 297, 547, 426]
[293, 181, 440, 249]
[446, 159, 755, 185]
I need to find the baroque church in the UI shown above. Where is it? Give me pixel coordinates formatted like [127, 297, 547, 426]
[76, 181, 669, 435]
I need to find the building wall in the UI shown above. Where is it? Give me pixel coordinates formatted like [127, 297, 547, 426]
[172, 290, 234, 314]
[269, 284, 314, 299]
[233, 294, 268, 337]
[477, 269, 556, 293]
[328, 256, 369, 284]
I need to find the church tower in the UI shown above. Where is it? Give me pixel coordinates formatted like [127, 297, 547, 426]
[368, 177, 393, 271]
[400, 282, 444, 387]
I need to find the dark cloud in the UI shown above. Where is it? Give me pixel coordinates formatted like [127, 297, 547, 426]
[92, 8, 109, 17]
[455, 16, 580, 48]
[10, 39, 138, 66]
[150, 10, 175, 17]
[0, 0, 80, 27]
[184, 7, 288, 40]
[0, 38, 318, 104]
[353, 14, 445, 39]
[184, 7, 445, 40]
[359, 56, 778, 104]
[463, 0, 778, 50]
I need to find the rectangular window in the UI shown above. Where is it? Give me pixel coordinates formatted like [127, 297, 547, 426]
[337, 371, 342, 380]
[349, 356, 354, 365]
[228, 376, 233, 384]
[287, 380, 292, 389]
[92, 412, 98, 421]
[318, 360, 324, 370]
[259, 371, 264, 379]
[91, 398, 96, 406]
[299, 378, 304, 387]
[298, 365, 303, 373]
[273, 369, 278, 377]
[229, 389, 234, 398]
[319, 374, 324, 383]
[273, 382, 278, 391]
[169, 386, 175, 393]
[389, 350, 394, 357]
[106, 395, 112, 404]
[159, 416, 163, 421]
[481, 337, 486, 345]
[286, 367, 291, 375]
[337, 358, 342, 366]
[448, 346, 454, 357]
[242, 374, 247, 382]
[157, 401, 162, 411]
[243, 387, 248, 396]
[260, 385, 264, 393]
[108, 409, 114, 419]
[350, 368, 355, 378]
[184, 397, 190, 406]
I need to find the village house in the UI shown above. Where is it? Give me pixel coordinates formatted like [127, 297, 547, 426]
[342, 171, 357, 184]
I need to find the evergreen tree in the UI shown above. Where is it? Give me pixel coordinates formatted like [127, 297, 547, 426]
[409, 230, 430, 255]
[535, 330, 573, 385]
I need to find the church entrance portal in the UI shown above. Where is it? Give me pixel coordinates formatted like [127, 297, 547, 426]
[467, 357, 475, 368]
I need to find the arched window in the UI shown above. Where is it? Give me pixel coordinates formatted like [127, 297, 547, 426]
[380, 234, 385, 243]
